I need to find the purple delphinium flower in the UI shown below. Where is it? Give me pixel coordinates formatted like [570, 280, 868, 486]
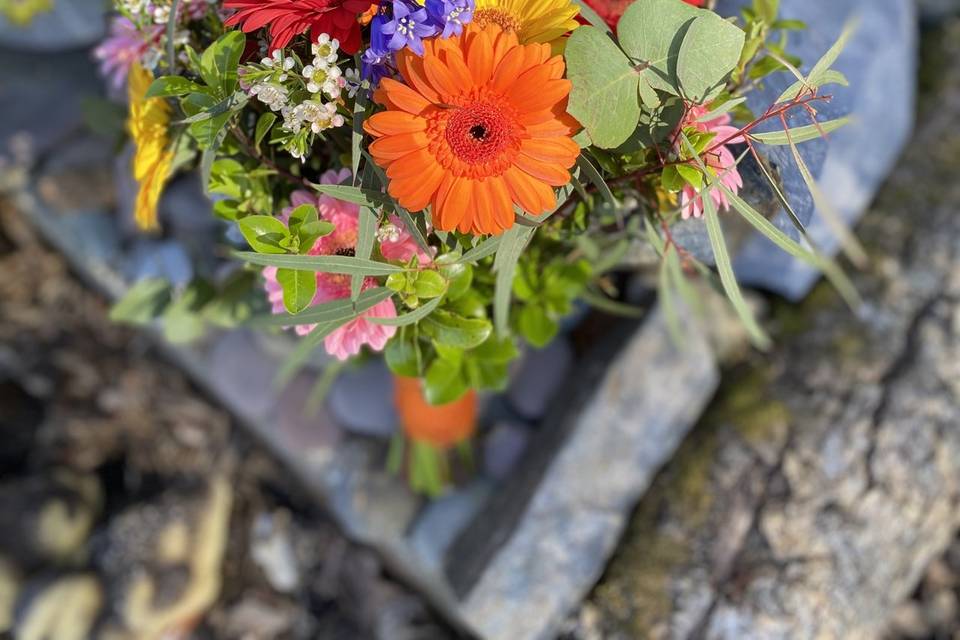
[361, 48, 394, 84]
[380, 0, 437, 56]
[425, 0, 473, 39]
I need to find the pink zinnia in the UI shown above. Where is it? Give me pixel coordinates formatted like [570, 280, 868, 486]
[94, 17, 163, 91]
[677, 104, 745, 220]
[263, 169, 429, 361]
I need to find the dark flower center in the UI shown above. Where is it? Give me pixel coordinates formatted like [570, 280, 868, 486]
[336, 247, 356, 257]
[470, 124, 488, 140]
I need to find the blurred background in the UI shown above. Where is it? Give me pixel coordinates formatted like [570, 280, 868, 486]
[1, 1, 960, 639]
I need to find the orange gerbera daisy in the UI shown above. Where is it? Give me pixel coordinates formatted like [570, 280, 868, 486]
[363, 23, 581, 235]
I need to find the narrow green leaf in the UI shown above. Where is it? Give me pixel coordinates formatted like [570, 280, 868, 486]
[275, 321, 338, 386]
[310, 183, 391, 208]
[493, 226, 536, 336]
[776, 69, 848, 103]
[748, 116, 849, 145]
[681, 133, 770, 349]
[658, 246, 686, 347]
[361, 151, 431, 253]
[576, 154, 617, 207]
[166, 0, 181, 72]
[580, 289, 645, 319]
[783, 125, 867, 267]
[234, 251, 405, 276]
[304, 359, 346, 414]
[250, 287, 394, 328]
[353, 206, 378, 300]
[459, 235, 502, 263]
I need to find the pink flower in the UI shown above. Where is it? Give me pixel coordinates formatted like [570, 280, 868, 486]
[94, 17, 163, 91]
[677, 104, 745, 220]
[262, 169, 398, 361]
[379, 215, 435, 265]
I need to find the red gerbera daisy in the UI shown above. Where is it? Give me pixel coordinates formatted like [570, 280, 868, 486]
[224, 0, 372, 54]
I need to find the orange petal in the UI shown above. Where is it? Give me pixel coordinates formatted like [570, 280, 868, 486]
[379, 78, 433, 115]
[386, 147, 437, 181]
[423, 55, 461, 100]
[503, 166, 545, 214]
[513, 78, 571, 113]
[487, 176, 515, 231]
[471, 178, 497, 234]
[515, 152, 571, 186]
[436, 176, 472, 232]
[520, 137, 580, 163]
[395, 161, 445, 212]
[466, 29, 494, 86]
[369, 131, 430, 162]
[490, 46, 528, 94]
[364, 111, 427, 137]
[397, 52, 443, 104]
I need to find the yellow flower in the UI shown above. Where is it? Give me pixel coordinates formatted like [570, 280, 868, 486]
[472, 0, 580, 47]
[0, 0, 53, 26]
[127, 63, 174, 231]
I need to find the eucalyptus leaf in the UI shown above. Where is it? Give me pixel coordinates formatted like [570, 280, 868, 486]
[565, 25, 641, 149]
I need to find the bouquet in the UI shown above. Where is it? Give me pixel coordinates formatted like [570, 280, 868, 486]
[98, 0, 855, 495]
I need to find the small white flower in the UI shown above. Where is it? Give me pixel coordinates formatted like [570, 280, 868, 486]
[250, 82, 289, 111]
[344, 68, 362, 99]
[312, 33, 340, 64]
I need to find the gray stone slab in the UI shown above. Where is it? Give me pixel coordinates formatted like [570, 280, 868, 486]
[448, 309, 719, 640]
[0, 1, 105, 51]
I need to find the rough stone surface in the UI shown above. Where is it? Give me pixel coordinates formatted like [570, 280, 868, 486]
[917, 0, 960, 20]
[683, 0, 917, 301]
[571, 20, 960, 640]
[450, 310, 719, 640]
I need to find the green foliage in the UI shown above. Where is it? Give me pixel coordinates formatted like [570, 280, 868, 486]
[566, 0, 745, 148]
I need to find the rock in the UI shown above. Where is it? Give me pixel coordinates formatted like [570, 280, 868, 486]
[13, 573, 103, 640]
[251, 510, 301, 593]
[328, 359, 398, 438]
[506, 337, 574, 421]
[55, 212, 122, 266]
[409, 481, 492, 574]
[123, 240, 194, 287]
[482, 422, 530, 481]
[577, 23, 960, 638]
[699, 0, 918, 301]
[207, 331, 281, 422]
[0, 1, 106, 51]
[917, 0, 960, 20]
[449, 308, 719, 640]
[0, 50, 104, 163]
[94, 476, 233, 639]
[220, 595, 298, 639]
[269, 371, 343, 452]
[0, 470, 101, 572]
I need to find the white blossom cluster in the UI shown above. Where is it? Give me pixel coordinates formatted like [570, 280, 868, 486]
[115, 0, 215, 24]
[243, 34, 354, 160]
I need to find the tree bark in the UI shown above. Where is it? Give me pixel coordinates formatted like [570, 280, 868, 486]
[571, 21, 960, 640]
